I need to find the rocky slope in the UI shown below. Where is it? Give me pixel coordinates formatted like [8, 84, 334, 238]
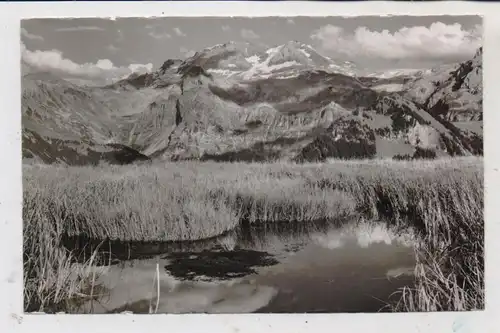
[23, 128, 150, 165]
[403, 48, 483, 122]
[22, 72, 152, 165]
[21, 42, 483, 165]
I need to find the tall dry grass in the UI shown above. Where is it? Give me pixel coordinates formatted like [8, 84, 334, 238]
[23, 188, 107, 312]
[23, 156, 483, 312]
[23, 162, 356, 242]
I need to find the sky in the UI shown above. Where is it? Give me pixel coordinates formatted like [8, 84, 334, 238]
[21, 16, 482, 85]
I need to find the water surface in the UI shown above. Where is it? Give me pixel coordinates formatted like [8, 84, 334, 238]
[79, 220, 416, 314]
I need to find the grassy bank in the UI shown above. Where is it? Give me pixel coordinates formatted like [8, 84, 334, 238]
[23, 156, 484, 312]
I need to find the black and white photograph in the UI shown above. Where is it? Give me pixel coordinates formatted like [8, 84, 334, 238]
[20, 14, 484, 315]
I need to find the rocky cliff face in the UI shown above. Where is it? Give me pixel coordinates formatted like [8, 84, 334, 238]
[403, 48, 482, 122]
[21, 42, 483, 165]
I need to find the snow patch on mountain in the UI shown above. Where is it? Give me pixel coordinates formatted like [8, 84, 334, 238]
[207, 68, 240, 77]
[365, 69, 428, 79]
[245, 55, 260, 65]
[241, 61, 301, 80]
[371, 83, 405, 92]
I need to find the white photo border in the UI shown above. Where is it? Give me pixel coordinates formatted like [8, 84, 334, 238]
[1, 1, 498, 333]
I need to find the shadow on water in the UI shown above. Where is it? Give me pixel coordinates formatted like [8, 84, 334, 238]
[68, 218, 417, 314]
[61, 229, 239, 265]
[61, 218, 336, 266]
[164, 249, 279, 280]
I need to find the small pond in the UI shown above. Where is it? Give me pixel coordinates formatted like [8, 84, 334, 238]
[76, 220, 416, 314]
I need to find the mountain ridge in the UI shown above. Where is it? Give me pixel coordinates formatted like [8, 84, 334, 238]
[21, 41, 483, 165]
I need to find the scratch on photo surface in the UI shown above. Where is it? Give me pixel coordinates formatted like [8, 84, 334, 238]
[10, 313, 23, 325]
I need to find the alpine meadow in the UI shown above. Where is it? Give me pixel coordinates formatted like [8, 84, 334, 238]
[21, 16, 484, 314]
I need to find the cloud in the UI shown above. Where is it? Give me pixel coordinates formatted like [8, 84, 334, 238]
[128, 63, 154, 74]
[310, 22, 482, 61]
[21, 42, 152, 84]
[241, 29, 260, 40]
[55, 26, 105, 32]
[21, 28, 44, 41]
[286, 18, 295, 25]
[145, 25, 171, 39]
[148, 31, 172, 39]
[222, 25, 231, 32]
[173, 27, 186, 37]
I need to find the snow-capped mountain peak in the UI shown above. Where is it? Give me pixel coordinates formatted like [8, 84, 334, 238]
[106, 40, 361, 90]
[266, 42, 315, 67]
[211, 41, 358, 80]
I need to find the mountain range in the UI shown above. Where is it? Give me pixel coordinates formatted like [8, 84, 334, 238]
[21, 41, 483, 165]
